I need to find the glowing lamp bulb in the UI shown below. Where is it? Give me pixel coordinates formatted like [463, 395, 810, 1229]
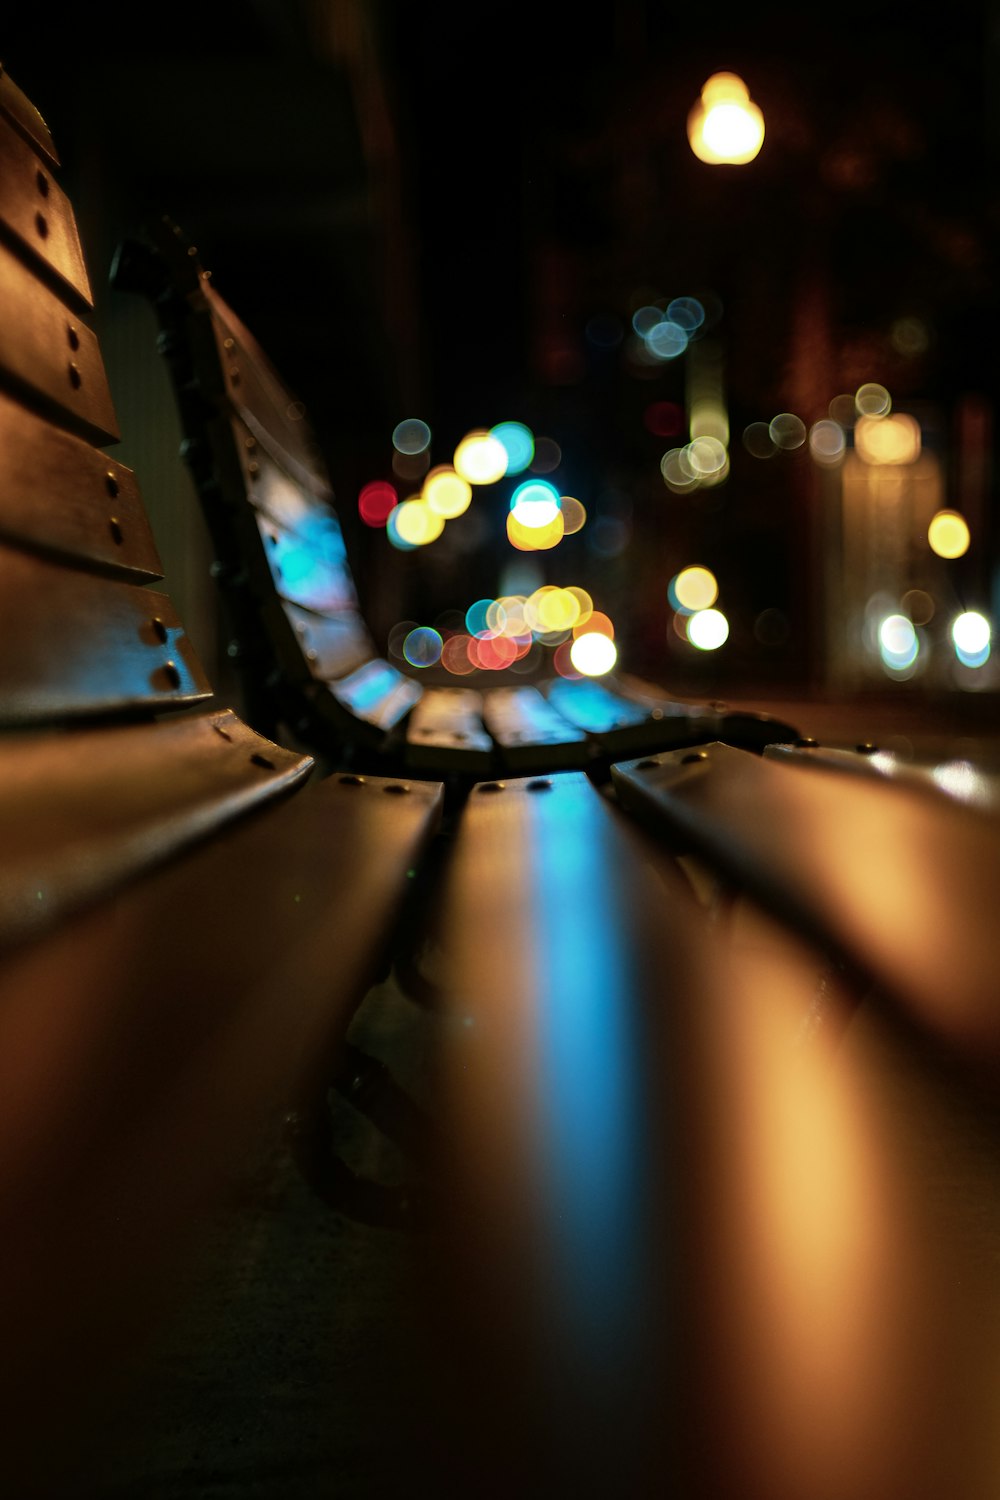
[688, 73, 764, 165]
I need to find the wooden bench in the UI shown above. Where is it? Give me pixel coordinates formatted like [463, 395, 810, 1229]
[110, 216, 799, 785]
[5, 57, 1000, 1500]
[0, 64, 444, 1493]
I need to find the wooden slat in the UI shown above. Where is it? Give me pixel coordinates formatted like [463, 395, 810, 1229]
[201, 281, 333, 496]
[0, 110, 92, 309]
[765, 740, 1000, 815]
[0, 767, 443, 1493]
[612, 741, 1000, 1067]
[405, 687, 493, 772]
[481, 683, 590, 769]
[411, 771, 708, 1492]
[0, 543, 211, 723]
[0, 708, 312, 948]
[0, 66, 58, 169]
[234, 418, 335, 535]
[544, 674, 696, 755]
[0, 390, 161, 579]
[0, 236, 117, 442]
[326, 656, 422, 736]
[254, 510, 359, 615]
[277, 599, 374, 684]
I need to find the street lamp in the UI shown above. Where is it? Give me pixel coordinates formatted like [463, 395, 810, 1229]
[687, 72, 764, 164]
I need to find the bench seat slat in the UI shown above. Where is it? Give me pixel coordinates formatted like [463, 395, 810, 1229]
[0, 766, 442, 1489]
[0, 67, 58, 169]
[0, 544, 211, 722]
[0, 236, 117, 442]
[325, 656, 422, 737]
[0, 390, 161, 579]
[254, 510, 359, 615]
[481, 683, 590, 769]
[0, 110, 92, 309]
[612, 741, 1000, 1065]
[270, 598, 374, 685]
[0, 708, 312, 948]
[404, 686, 493, 772]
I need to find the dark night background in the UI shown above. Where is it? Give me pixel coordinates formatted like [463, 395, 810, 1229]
[4, 1, 999, 699]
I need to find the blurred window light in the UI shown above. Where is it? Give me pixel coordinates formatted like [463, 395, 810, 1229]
[686, 608, 729, 650]
[454, 430, 508, 484]
[928, 509, 971, 559]
[570, 632, 617, 676]
[490, 421, 535, 474]
[674, 565, 719, 611]
[878, 614, 919, 670]
[769, 412, 807, 450]
[808, 419, 846, 466]
[854, 412, 921, 465]
[855, 382, 891, 418]
[392, 418, 431, 455]
[424, 466, 472, 518]
[952, 611, 991, 666]
[688, 73, 765, 164]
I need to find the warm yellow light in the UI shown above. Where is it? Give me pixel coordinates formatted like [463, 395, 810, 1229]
[928, 510, 971, 559]
[454, 430, 508, 485]
[535, 587, 581, 633]
[674, 565, 719, 611]
[570, 632, 617, 676]
[423, 465, 472, 518]
[854, 413, 921, 466]
[688, 73, 764, 165]
[506, 509, 564, 551]
[392, 497, 444, 547]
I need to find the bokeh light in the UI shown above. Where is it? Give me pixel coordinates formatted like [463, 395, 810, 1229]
[531, 436, 563, 473]
[855, 382, 891, 418]
[392, 418, 431, 455]
[570, 632, 618, 676]
[423, 465, 472, 518]
[510, 478, 561, 527]
[673, 566, 719, 611]
[769, 412, 807, 450]
[878, 614, 919, 671]
[928, 510, 971, 559]
[686, 608, 729, 650]
[743, 421, 776, 458]
[808, 419, 846, 466]
[403, 626, 444, 668]
[574, 609, 614, 640]
[358, 479, 398, 527]
[559, 495, 587, 534]
[952, 611, 991, 667]
[667, 296, 705, 331]
[688, 73, 765, 165]
[441, 634, 478, 675]
[454, 429, 508, 484]
[646, 320, 689, 360]
[854, 412, 921, 465]
[390, 497, 444, 547]
[490, 421, 535, 474]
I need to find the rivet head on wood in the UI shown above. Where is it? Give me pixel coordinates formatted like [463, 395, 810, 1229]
[682, 750, 708, 763]
[636, 758, 660, 770]
[34, 211, 48, 238]
[478, 782, 505, 793]
[250, 753, 275, 770]
[109, 518, 124, 545]
[856, 742, 877, 754]
[796, 737, 818, 748]
[67, 325, 80, 351]
[151, 617, 168, 643]
[36, 169, 49, 197]
[383, 783, 410, 795]
[526, 778, 552, 792]
[68, 362, 81, 389]
[339, 774, 365, 786]
[105, 473, 119, 499]
[162, 661, 181, 689]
